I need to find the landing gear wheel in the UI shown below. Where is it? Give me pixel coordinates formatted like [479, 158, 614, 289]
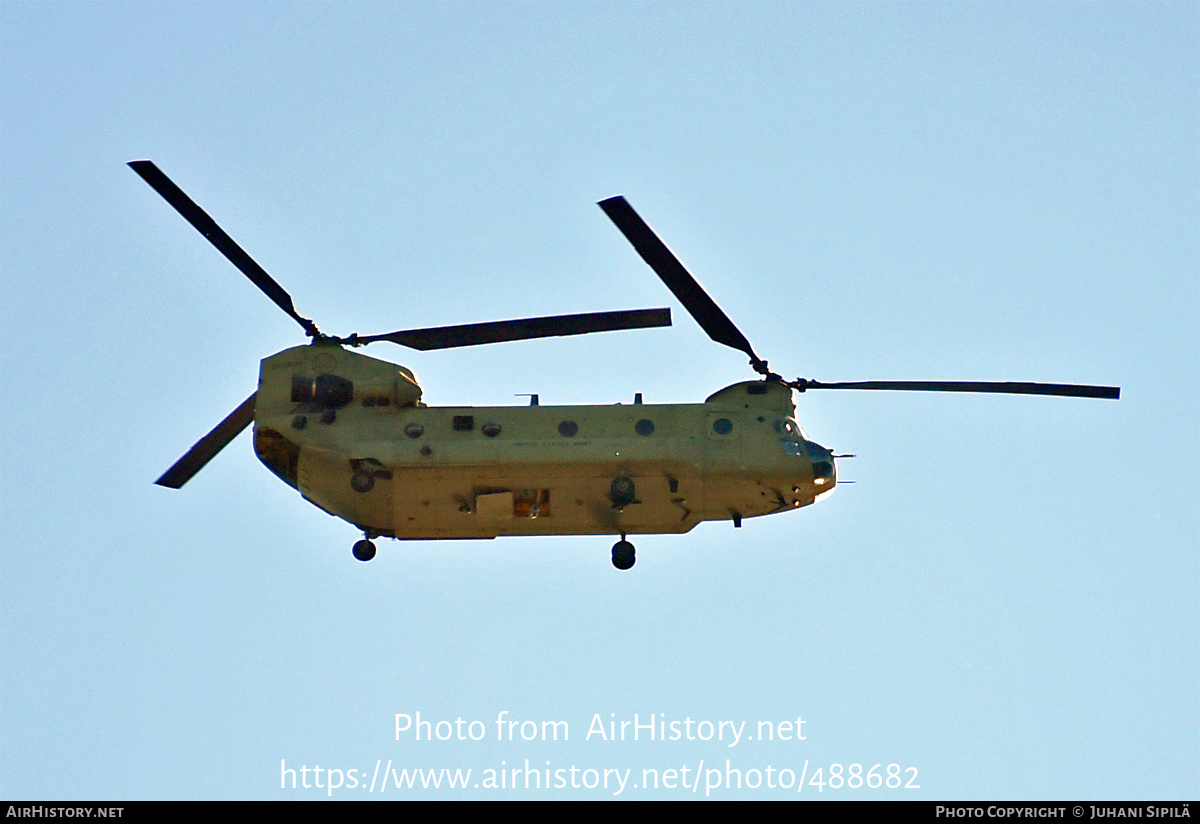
[611, 539, 635, 570]
[352, 539, 377, 562]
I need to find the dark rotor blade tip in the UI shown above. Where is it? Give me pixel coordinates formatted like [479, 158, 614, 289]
[357, 307, 672, 350]
[128, 160, 321, 339]
[798, 379, 1121, 400]
[155, 393, 257, 489]
[598, 196, 760, 362]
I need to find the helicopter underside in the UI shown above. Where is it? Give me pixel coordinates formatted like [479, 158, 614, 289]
[294, 451, 818, 541]
[253, 397, 830, 542]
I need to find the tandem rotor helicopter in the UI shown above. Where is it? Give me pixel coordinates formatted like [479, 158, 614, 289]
[131, 160, 1119, 569]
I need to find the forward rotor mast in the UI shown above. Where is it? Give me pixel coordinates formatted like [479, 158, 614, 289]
[597, 195, 1118, 401]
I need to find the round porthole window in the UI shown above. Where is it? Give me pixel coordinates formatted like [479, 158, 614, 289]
[712, 417, 733, 435]
[482, 423, 501, 438]
[558, 420, 579, 437]
[635, 419, 655, 436]
[404, 422, 424, 438]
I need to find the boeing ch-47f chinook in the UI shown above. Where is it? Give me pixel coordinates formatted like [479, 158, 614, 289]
[131, 161, 1119, 569]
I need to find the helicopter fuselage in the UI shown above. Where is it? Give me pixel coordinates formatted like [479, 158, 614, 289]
[252, 345, 836, 541]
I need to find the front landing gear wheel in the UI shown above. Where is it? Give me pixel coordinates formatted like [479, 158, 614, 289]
[352, 539, 377, 562]
[611, 539, 635, 570]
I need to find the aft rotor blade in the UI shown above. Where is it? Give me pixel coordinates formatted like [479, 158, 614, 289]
[796, 379, 1120, 400]
[598, 196, 764, 368]
[128, 161, 321, 339]
[351, 307, 672, 350]
[155, 393, 258, 489]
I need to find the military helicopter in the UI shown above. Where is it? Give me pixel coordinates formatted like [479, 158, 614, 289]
[131, 161, 1119, 569]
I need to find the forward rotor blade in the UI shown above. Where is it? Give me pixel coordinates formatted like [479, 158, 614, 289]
[796, 379, 1120, 400]
[598, 196, 764, 368]
[128, 160, 321, 339]
[350, 307, 672, 350]
[155, 393, 258, 489]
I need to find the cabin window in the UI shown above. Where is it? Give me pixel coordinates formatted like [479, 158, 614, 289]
[482, 423, 501, 438]
[635, 419, 655, 436]
[712, 417, 733, 435]
[404, 423, 424, 438]
[774, 419, 799, 438]
[558, 420, 579, 437]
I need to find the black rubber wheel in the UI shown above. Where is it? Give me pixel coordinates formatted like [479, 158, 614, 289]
[351, 472, 375, 493]
[352, 539, 377, 562]
[611, 540, 635, 570]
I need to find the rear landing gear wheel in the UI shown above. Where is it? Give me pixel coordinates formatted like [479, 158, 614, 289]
[352, 539, 376, 562]
[611, 539, 635, 570]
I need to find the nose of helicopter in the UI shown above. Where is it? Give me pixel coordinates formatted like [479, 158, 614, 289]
[806, 441, 836, 489]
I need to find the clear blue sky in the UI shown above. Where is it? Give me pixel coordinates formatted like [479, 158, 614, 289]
[2, 1, 1196, 800]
